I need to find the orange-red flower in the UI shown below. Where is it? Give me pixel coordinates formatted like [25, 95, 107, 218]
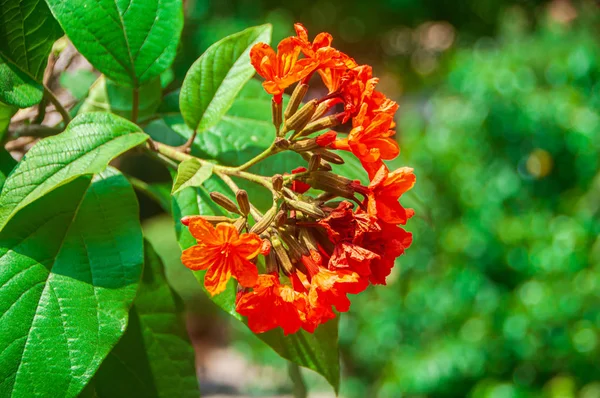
[361, 219, 413, 284]
[294, 23, 358, 92]
[236, 273, 308, 335]
[291, 166, 311, 193]
[331, 104, 399, 174]
[250, 38, 318, 102]
[367, 165, 416, 225]
[318, 201, 380, 276]
[308, 267, 368, 312]
[181, 217, 261, 296]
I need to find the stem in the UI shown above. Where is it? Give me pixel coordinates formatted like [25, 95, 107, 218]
[152, 141, 274, 190]
[215, 171, 263, 220]
[234, 142, 279, 171]
[44, 84, 71, 125]
[288, 362, 307, 398]
[131, 87, 139, 124]
[178, 128, 197, 153]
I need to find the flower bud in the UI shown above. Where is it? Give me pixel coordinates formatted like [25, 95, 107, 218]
[274, 209, 287, 227]
[209, 192, 241, 214]
[265, 251, 278, 273]
[312, 101, 331, 120]
[272, 97, 282, 135]
[307, 171, 357, 199]
[181, 215, 236, 226]
[297, 114, 341, 137]
[285, 83, 309, 120]
[236, 190, 250, 216]
[308, 154, 321, 172]
[249, 206, 277, 234]
[313, 148, 345, 165]
[285, 198, 326, 218]
[274, 137, 290, 150]
[233, 217, 246, 233]
[280, 232, 309, 262]
[272, 174, 284, 191]
[284, 99, 317, 132]
[272, 236, 294, 275]
[298, 152, 332, 170]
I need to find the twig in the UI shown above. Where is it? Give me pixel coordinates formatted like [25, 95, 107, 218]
[43, 84, 71, 125]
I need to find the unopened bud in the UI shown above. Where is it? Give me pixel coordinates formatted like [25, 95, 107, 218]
[298, 151, 332, 170]
[272, 236, 294, 275]
[181, 215, 236, 226]
[280, 233, 309, 262]
[297, 114, 341, 137]
[274, 137, 290, 150]
[285, 199, 326, 218]
[236, 190, 250, 216]
[285, 83, 309, 120]
[274, 209, 287, 227]
[307, 171, 356, 199]
[265, 251, 278, 273]
[299, 228, 319, 252]
[209, 192, 240, 214]
[272, 174, 284, 191]
[249, 206, 277, 234]
[233, 217, 246, 233]
[272, 98, 282, 135]
[312, 101, 331, 120]
[314, 148, 344, 165]
[284, 99, 317, 132]
[308, 154, 321, 172]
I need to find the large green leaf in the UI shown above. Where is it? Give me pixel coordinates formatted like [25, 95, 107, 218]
[259, 319, 341, 393]
[0, 149, 16, 190]
[0, 58, 42, 108]
[0, 0, 62, 107]
[91, 241, 199, 398]
[180, 24, 271, 133]
[46, 0, 183, 88]
[0, 112, 148, 229]
[79, 75, 162, 121]
[0, 101, 16, 142]
[0, 168, 143, 398]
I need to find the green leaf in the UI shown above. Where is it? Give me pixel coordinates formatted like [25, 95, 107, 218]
[0, 0, 63, 80]
[46, 0, 183, 88]
[91, 241, 199, 398]
[0, 58, 43, 107]
[172, 158, 214, 194]
[0, 148, 16, 190]
[0, 168, 144, 398]
[0, 112, 148, 229]
[0, 101, 16, 142]
[180, 24, 272, 133]
[259, 319, 341, 393]
[79, 75, 162, 121]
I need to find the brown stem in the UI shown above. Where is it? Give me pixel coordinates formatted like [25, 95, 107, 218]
[43, 84, 71, 125]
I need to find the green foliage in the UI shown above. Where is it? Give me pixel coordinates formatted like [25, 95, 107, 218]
[0, 59, 43, 107]
[172, 158, 214, 194]
[79, 76, 162, 121]
[0, 112, 148, 228]
[46, 0, 183, 88]
[0, 168, 143, 398]
[0, 102, 16, 142]
[90, 242, 199, 398]
[0, 0, 62, 107]
[180, 24, 272, 132]
[337, 10, 600, 398]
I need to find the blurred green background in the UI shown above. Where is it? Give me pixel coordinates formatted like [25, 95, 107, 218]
[145, 0, 600, 396]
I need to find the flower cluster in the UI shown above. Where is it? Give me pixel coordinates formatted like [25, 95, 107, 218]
[181, 23, 416, 335]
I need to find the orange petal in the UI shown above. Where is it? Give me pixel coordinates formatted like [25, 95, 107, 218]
[181, 245, 214, 271]
[382, 167, 416, 196]
[230, 256, 258, 288]
[203, 257, 232, 296]
[233, 233, 262, 259]
[250, 43, 276, 80]
[188, 217, 220, 243]
[215, 222, 239, 243]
